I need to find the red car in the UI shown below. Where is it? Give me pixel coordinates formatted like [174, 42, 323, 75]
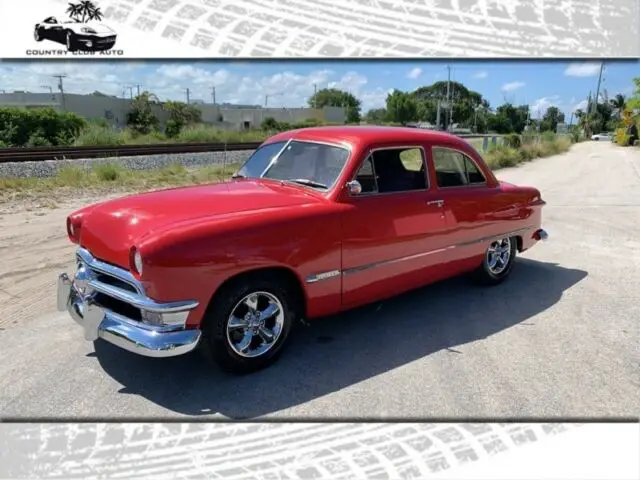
[57, 126, 548, 373]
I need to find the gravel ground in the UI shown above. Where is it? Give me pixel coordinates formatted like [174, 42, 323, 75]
[0, 149, 254, 178]
[0, 141, 637, 420]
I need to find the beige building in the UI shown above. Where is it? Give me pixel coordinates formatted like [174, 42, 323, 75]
[0, 92, 346, 131]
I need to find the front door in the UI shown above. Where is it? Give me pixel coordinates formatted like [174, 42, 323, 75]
[339, 145, 451, 307]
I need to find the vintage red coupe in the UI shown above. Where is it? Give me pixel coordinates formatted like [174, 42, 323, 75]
[57, 126, 548, 373]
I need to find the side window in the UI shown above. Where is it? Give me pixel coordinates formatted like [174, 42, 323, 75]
[371, 147, 427, 193]
[433, 148, 486, 187]
[354, 156, 377, 193]
[464, 156, 486, 184]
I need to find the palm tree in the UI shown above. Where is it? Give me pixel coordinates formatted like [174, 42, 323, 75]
[610, 94, 626, 110]
[76, 1, 102, 22]
[609, 94, 626, 121]
[65, 2, 82, 21]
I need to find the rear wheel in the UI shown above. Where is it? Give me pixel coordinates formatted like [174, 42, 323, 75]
[34, 27, 43, 41]
[472, 236, 517, 285]
[201, 275, 297, 374]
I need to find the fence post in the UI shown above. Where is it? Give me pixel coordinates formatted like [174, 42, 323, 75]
[491, 136, 497, 148]
[482, 137, 488, 152]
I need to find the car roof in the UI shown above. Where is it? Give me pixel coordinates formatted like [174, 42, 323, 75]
[265, 125, 474, 150]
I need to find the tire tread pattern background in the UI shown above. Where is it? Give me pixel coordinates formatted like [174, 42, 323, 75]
[0, 423, 582, 478]
[51, 0, 639, 57]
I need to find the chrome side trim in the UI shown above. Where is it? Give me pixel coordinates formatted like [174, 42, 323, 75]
[306, 270, 341, 284]
[342, 226, 535, 277]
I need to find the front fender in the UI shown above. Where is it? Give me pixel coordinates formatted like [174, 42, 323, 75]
[136, 205, 343, 327]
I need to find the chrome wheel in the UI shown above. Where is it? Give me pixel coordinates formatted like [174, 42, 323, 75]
[34, 29, 40, 41]
[226, 291, 284, 358]
[486, 237, 512, 275]
[66, 32, 72, 49]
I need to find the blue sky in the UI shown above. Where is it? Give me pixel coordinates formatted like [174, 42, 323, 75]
[0, 60, 638, 119]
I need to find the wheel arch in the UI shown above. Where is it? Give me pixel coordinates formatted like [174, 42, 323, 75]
[204, 266, 308, 322]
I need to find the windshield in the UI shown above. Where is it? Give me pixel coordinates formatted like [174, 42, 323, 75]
[234, 140, 350, 190]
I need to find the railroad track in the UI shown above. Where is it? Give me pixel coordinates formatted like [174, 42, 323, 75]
[0, 142, 263, 163]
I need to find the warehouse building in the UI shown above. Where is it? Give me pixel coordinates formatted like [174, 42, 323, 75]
[0, 92, 346, 130]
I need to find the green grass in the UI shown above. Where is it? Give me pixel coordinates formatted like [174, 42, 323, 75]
[0, 162, 241, 201]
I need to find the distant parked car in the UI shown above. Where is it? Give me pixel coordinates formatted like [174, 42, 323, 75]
[57, 126, 549, 374]
[591, 132, 612, 141]
[34, 16, 116, 51]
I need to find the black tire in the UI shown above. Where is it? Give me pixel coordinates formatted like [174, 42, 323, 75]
[201, 274, 298, 374]
[34, 27, 43, 42]
[472, 236, 517, 286]
[66, 31, 78, 51]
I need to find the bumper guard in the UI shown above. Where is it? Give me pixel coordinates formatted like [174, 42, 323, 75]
[57, 251, 201, 358]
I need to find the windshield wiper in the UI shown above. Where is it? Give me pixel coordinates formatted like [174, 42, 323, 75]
[286, 178, 329, 189]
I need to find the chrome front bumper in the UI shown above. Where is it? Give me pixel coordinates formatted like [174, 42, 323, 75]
[57, 250, 201, 358]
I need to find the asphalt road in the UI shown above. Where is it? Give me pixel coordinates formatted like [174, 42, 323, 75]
[0, 141, 638, 420]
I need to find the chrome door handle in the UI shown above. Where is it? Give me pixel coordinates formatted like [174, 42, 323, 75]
[426, 200, 444, 207]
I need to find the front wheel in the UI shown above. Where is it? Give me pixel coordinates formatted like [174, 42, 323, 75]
[66, 31, 78, 51]
[202, 275, 297, 374]
[472, 236, 517, 285]
[34, 27, 43, 42]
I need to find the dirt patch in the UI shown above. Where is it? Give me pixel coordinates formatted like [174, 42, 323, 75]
[0, 193, 124, 329]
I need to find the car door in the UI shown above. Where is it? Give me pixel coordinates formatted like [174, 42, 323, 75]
[428, 145, 508, 265]
[339, 144, 451, 307]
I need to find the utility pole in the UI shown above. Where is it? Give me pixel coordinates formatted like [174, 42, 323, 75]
[313, 84, 317, 108]
[211, 86, 216, 105]
[265, 94, 268, 107]
[592, 62, 604, 115]
[445, 66, 451, 130]
[186, 88, 190, 104]
[134, 84, 142, 96]
[52, 74, 66, 110]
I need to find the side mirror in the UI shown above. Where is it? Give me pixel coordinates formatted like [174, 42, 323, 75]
[346, 180, 362, 195]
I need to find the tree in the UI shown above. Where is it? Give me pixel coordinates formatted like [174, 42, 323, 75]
[163, 100, 202, 137]
[364, 108, 387, 124]
[540, 106, 565, 132]
[412, 81, 489, 128]
[127, 92, 160, 134]
[385, 91, 417, 125]
[66, 0, 103, 22]
[308, 88, 361, 123]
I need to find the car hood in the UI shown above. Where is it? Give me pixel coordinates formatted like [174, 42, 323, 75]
[76, 179, 324, 268]
[66, 22, 114, 34]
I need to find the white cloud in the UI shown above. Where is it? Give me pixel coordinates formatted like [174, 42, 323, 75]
[472, 71, 488, 79]
[529, 95, 561, 117]
[573, 99, 589, 112]
[501, 81, 525, 92]
[564, 62, 602, 77]
[407, 67, 422, 79]
[0, 63, 381, 110]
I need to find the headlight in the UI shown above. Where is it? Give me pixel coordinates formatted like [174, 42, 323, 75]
[134, 250, 143, 275]
[130, 248, 143, 275]
[81, 27, 96, 34]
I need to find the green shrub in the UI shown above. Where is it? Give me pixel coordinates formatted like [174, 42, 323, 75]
[485, 146, 519, 169]
[55, 166, 86, 186]
[93, 163, 123, 181]
[74, 124, 126, 146]
[0, 107, 87, 147]
[541, 131, 557, 143]
[504, 133, 521, 149]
